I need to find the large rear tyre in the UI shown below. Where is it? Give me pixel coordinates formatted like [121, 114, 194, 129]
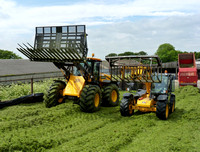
[79, 85, 102, 113]
[120, 97, 134, 116]
[102, 84, 119, 107]
[156, 101, 169, 120]
[44, 80, 66, 108]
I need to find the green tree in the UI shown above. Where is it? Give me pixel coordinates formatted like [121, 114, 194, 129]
[155, 43, 181, 63]
[118, 51, 135, 56]
[0, 49, 22, 59]
[137, 51, 147, 55]
[118, 51, 148, 56]
[194, 52, 200, 59]
[106, 53, 117, 57]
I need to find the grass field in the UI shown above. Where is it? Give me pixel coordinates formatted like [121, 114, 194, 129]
[0, 80, 199, 152]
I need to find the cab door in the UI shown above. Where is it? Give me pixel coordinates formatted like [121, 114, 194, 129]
[93, 61, 100, 83]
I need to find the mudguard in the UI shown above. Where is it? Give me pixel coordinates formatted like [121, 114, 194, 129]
[170, 93, 175, 103]
[123, 93, 133, 100]
[157, 94, 168, 101]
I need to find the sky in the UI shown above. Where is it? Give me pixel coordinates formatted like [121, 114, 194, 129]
[0, 0, 200, 59]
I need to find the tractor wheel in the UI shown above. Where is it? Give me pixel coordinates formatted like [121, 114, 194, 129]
[102, 84, 119, 107]
[156, 101, 169, 120]
[44, 80, 66, 108]
[120, 97, 134, 116]
[79, 85, 102, 112]
[170, 99, 175, 114]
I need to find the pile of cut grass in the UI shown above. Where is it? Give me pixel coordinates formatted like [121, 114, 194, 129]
[0, 82, 199, 151]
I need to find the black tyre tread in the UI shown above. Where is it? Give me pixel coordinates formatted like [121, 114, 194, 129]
[120, 98, 133, 116]
[79, 85, 102, 113]
[102, 84, 119, 107]
[44, 81, 66, 108]
[156, 101, 169, 120]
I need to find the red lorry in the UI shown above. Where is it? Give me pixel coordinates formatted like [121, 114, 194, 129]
[178, 53, 198, 87]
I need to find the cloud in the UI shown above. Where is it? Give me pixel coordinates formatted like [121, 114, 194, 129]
[88, 15, 200, 58]
[0, 0, 200, 59]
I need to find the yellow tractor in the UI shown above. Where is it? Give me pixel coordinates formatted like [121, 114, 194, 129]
[106, 56, 176, 120]
[18, 25, 119, 112]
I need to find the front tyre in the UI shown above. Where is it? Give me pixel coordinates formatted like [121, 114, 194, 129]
[156, 101, 169, 120]
[79, 85, 102, 112]
[44, 80, 66, 108]
[102, 84, 119, 107]
[120, 97, 134, 116]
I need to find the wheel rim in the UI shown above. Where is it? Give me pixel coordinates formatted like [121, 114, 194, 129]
[133, 98, 137, 104]
[94, 93, 100, 107]
[58, 98, 63, 103]
[58, 90, 63, 103]
[166, 104, 169, 119]
[111, 90, 117, 103]
[129, 102, 133, 114]
[172, 101, 175, 113]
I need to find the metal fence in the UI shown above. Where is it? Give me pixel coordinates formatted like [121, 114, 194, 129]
[0, 71, 64, 93]
[0, 71, 63, 84]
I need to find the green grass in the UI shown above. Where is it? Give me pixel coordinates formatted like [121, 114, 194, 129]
[0, 81, 199, 152]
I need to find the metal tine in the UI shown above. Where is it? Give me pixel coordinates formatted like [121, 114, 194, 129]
[45, 49, 61, 61]
[60, 48, 73, 61]
[68, 47, 80, 60]
[36, 48, 50, 61]
[68, 48, 80, 60]
[22, 43, 36, 59]
[53, 48, 67, 61]
[63, 48, 75, 61]
[37, 48, 52, 61]
[26, 42, 43, 59]
[27, 43, 34, 49]
[62, 48, 74, 61]
[17, 44, 32, 58]
[33, 48, 48, 61]
[43, 48, 57, 61]
[53, 49, 68, 62]
[59, 48, 73, 61]
[52, 49, 64, 61]
[25, 43, 45, 60]
[58, 48, 69, 61]
[38, 48, 51, 61]
[17, 48, 31, 59]
[18, 43, 33, 58]
[71, 48, 82, 60]
[75, 44, 85, 59]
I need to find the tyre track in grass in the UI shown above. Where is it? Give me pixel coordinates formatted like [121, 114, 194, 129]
[119, 109, 200, 152]
[0, 102, 123, 151]
[0, 103, 70, 132]
[0, 101, 164, 151]
[1, 86, 199, 151]
[119, 87, 200, 152]
[47, 112, 159, 152]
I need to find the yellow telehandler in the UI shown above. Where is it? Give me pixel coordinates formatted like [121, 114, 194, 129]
[18, 25, 119, 112]
[106, 56, 176, 120]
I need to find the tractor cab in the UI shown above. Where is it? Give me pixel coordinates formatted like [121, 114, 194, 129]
[86, 57, 102, 84]
[151, 73, 175, 96]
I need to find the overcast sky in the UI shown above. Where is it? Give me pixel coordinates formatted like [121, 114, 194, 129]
[0, 0, 200, 59]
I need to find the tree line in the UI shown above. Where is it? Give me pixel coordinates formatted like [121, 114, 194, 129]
[106, 43, 200, 63]
[0, 49, 22, 59]
[1, 43, 200, 63]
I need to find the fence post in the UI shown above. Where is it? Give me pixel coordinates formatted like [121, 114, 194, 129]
[31, 78, 33, 94]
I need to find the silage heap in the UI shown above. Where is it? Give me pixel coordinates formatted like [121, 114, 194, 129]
[174, 85, 200, 121]
[175, 85, 200, 100]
